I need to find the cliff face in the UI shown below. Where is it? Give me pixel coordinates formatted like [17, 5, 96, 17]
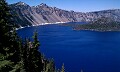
[9, 2, 120, 27]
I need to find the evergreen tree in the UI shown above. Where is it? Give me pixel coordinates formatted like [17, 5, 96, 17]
[32, 32, 43, 71]
[0, 0, 13, 54]
[0, 0, 19, 71]
[0, 0, 59, 72]
[45, 59, 55, 72]
[61, 63, 65, 72]
[81, 69, 83, 72]
[17, 33, 43, 72]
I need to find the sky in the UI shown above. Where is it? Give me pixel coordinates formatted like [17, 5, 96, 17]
[6, 0, 120, 12]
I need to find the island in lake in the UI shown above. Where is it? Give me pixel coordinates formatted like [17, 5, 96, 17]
[61, 17, 120, 31]
[1, 0, 120, 72]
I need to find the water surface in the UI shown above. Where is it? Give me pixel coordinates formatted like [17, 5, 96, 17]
[17, 24, 120, 72]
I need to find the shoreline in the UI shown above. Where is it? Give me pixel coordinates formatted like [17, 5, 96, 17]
[73, 28, 120, 32]
[16, 22, 120, 32]
[16, 21, 68, 30]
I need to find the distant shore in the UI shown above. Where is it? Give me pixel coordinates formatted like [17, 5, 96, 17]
[72, 28, 120, 32]
[16, 21, 68, 30]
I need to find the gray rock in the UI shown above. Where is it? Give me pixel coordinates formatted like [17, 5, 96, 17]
[9, 2, 120, 27]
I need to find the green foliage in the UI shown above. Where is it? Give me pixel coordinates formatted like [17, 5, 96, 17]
[0, 0, 18, 71]
[44, 59, 55, 72]
[73, 17, 120, 31]
[0, 0, 63, 72]
[61, 63, 65, 72]
[0, 60, 13, 72]
[61, 17, 120, 31]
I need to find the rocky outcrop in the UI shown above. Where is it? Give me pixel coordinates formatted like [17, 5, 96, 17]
[9, 2, 120, 27]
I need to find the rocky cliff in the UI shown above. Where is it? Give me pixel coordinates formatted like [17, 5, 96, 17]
[9, 2, 120, 27]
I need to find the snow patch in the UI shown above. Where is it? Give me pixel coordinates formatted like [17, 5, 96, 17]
[16, 21, 68, 30]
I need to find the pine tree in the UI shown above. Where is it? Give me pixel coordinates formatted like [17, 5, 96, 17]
[45, 59, 55, 72]
[0, 0, 21, 71]
[81, 69, 83, 72]
[17, 32, 43, 72]
[31, 32, 43, 71]
[0, 0, 12, 54]
[0, 0, 57, 72]
[61, 63, 65, 72]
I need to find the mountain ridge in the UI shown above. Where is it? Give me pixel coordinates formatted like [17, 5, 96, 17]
[9, 2, 120, 27]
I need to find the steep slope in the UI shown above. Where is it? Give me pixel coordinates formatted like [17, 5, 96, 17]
[9, 2, 120, 27]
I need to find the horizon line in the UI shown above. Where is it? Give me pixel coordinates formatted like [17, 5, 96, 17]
[8, 1, 120, 13]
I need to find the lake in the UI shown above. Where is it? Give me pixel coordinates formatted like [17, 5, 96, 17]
[17, 24, 120, 72]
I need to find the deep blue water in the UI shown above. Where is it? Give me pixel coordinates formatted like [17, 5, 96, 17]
[17, 24, 120, 72]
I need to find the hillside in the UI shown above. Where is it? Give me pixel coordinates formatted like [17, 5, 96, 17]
[9, 2, 120, 27]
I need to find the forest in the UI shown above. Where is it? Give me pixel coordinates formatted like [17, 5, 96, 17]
[0, 0, 65, 72]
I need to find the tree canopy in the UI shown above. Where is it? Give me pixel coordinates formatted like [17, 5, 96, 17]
[0, 0, 63, 72]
